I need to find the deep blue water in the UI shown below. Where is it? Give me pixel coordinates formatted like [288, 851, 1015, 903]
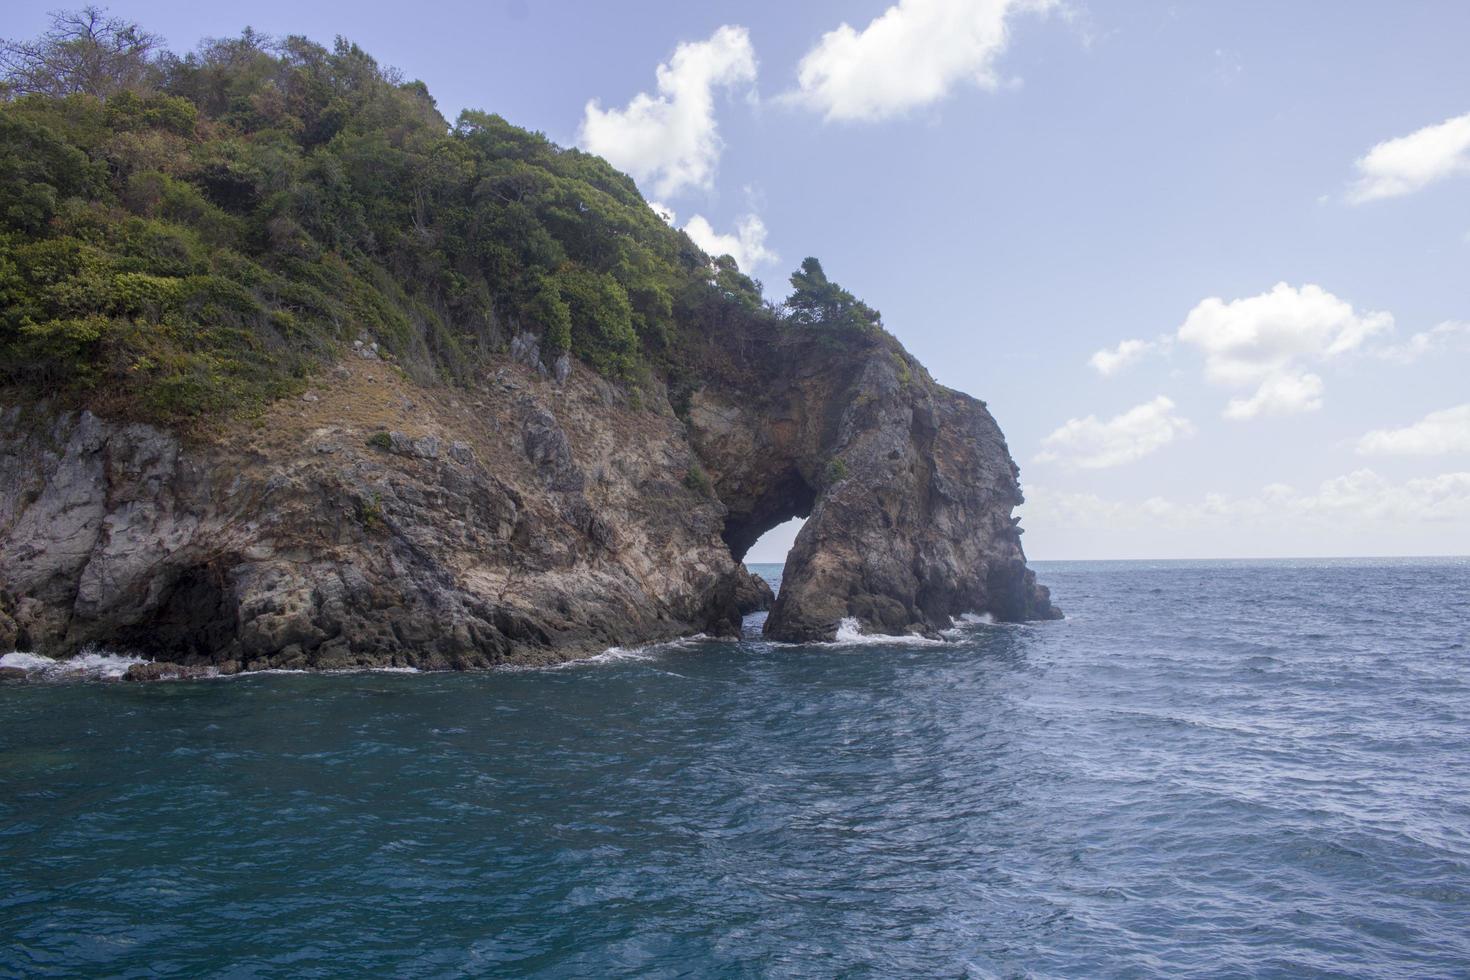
[2, 558, 1469, 978]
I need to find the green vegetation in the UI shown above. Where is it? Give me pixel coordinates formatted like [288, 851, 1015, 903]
[785, 257, 881, 333]
[891, 350, 912, 386]
[825, 457, 849, 484]
[683, 461, 713, 497]
[0, 9, 883, 423]
[354, 490, 385, 529]
[366, 431, 392, 451]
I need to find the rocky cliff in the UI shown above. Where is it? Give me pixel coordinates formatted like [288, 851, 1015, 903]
[683, 316, 1058, 641]
[0, 20, 1058, 672]
[0, 319, 1056, 670]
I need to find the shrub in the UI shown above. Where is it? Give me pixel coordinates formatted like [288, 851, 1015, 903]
[355, 491, 385, 529]
[684, 462, 712, 497]
[891, 351, 912, 387]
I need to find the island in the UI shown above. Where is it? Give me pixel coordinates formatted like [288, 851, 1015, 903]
[0, 23, 1057, 672]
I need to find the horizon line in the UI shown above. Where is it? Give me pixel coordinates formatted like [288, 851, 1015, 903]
[745, 553, 1470, 565]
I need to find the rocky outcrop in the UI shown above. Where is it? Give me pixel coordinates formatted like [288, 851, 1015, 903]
[681, 322, 1058, 642]
[123, 661, 217, 682]
[0, 320, 1056, 669]
[0, 362, 750, 669]
[733, 566, 777, 615]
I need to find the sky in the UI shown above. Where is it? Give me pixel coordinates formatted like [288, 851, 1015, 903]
[5, 0, 1467, 561]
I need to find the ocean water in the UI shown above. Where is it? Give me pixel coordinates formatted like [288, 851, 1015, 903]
[2, 558, 1468, 978]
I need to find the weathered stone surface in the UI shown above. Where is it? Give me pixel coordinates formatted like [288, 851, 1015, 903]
[383, 431, 440, 459]
[0, 317, 1056, 669]
[681, 321, 1059, 642]
[733, 567, 776, 615]
[124, 662, 214, 682]
[0, 602, 16, 650]
[509, 332, 547, 376]
[0, 358, 750, 670]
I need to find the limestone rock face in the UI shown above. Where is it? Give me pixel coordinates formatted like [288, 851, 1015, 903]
[0, 318, 1056, 669]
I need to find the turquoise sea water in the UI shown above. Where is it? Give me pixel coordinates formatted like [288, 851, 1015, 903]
[2, 558, 1469, 977]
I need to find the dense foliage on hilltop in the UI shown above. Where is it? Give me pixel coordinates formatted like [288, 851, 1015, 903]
[0, 9, 883, 421]
[786, 257, 881, 332]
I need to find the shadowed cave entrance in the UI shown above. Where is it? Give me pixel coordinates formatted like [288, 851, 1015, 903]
[113, 562, 239, 662]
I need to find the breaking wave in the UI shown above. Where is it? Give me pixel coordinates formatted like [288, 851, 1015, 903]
[1, 649, 146, 681]
[0, 651, 422, 682]
[827, 617, 948, 647]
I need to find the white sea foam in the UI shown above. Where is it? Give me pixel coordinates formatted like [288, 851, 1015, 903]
[540, 633, 716, 670]
[939, 611, 1003, 638]
[1, 649, 147, 680]
[0, 650, 429, 682]
[240, 666, 422, 676]
[825, 617, 948, 647]
[577, 646, 656, 666]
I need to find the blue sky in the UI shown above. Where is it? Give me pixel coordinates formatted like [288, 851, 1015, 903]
[5, 1, 1467, 560]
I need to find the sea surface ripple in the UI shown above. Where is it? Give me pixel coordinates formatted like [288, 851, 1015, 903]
[2, 558, 1468, 977]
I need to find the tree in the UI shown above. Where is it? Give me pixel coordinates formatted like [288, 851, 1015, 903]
[528, 272, 572, 357]
[0, 114, 104, 232]
[784, 256, 880, 330]
[0, 6, 162, 99]
[709, 254, 764, 312]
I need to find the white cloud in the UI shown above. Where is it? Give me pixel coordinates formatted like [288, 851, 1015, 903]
[1348, 110, 1470, 204]
[1089, 338, 1156, 376]
[682, 212, 777, 273]
[789, 0, 1052, 122]
[1176, 282, 1392, 420]
[579, 26, 756, 198]
[1023, 470, 1470, 531]
[1374, 320, 1470, 364]
[647, 201, 677, 225]
[1223, 371, 1324, 420]
[1357, 404, 1470, 457]
[1035, 396, 1194, 469]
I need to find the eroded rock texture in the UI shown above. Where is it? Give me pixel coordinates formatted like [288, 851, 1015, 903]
[683, 323, 1059, 642]
[0, 323, 1055, 669]
[0, 364, 749, 669]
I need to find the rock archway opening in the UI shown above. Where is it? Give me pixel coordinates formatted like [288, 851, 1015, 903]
[744, 517, 806, 567]
[718, 468, 817, 564]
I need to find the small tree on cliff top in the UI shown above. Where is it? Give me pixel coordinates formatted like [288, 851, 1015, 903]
[784, 257, 880, 331]
[0, 7, 163, 99]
